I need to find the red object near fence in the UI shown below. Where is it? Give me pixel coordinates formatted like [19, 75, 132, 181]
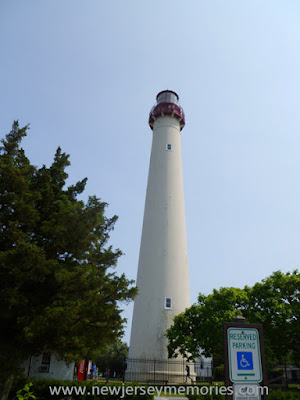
[77, 359, 86, 381]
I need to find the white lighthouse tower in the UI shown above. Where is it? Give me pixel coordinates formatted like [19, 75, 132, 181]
[126, 91, 193, 383]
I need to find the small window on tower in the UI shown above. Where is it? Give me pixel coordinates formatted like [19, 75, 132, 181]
[165, 297, 172, 309]
[166, 144, 172, 151]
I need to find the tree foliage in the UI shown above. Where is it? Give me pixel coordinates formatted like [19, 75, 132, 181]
[246, 270, 300, 365]
[0, 122, 137, 393]
[166, 270, 299, 366]
[96, 340, 129, 378]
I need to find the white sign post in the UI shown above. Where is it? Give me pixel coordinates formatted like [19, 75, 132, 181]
[228, 327, 262, 383]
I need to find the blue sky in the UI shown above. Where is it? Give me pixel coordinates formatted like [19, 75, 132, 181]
[1, 1, 300, 343]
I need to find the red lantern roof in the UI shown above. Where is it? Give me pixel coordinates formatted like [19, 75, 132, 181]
[149, 90, 185, 131]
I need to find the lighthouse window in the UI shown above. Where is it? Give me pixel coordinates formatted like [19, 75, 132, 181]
[165, 297, 172, 309]
[166, 144, 172, 151]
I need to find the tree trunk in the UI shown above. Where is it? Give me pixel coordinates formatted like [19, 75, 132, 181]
[0, 374, 14, 400]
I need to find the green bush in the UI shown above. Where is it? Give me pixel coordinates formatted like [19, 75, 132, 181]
[213, 365, 224, 381]
[187, 387, 300, 400]
[9, 376, 28, 399]
[15, 382, 36, 400]
[269, 390, 300, 400]
[10, 379, 300, 400]
[10, 379, 155, 400]
[186, 385, 225, 400]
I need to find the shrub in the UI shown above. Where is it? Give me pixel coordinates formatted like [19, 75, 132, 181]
[10, 379, 155, 400]
[269, 389, 300, 400]
[213, 365, 224, 381]
[187, 387, 300, 400]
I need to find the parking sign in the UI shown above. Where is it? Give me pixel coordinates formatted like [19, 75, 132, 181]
[227, 328, 262, 383]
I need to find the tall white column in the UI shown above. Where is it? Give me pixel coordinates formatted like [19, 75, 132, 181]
[126, 91, 192, 382]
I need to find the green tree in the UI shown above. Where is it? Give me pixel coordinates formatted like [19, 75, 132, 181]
[96, 340, 129, 378]
[0, 122, 137, 399]
[166, 271, 299, 367]
[245, 270, 300, 366]
[166, 287, 248, 365]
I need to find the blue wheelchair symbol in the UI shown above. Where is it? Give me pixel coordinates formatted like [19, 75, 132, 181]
[237, 352, 253, 370]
